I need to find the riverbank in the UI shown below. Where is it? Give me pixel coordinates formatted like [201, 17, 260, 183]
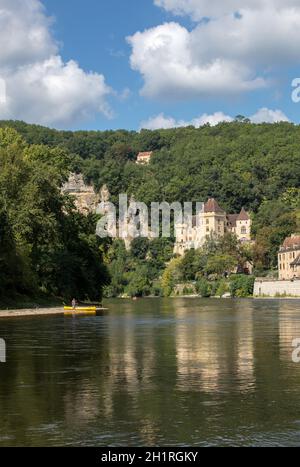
[0, 306, 109, 319]
[0, 307, 66, 319]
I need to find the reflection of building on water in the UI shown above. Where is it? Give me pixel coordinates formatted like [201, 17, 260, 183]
[93, 312, 160, 445]
[139, 417, 160, 446]
[176, 341, 221, 393]
[175, 305, 256, 393]
[279, 302, 300, 361]
[63, 316, 158, 426]
[175, 301, 221, 392]
[97, 313, 157, 417]
[107, 321, 156, 390]
[235, 309, 255, 392]
[176, 320, 222, 393]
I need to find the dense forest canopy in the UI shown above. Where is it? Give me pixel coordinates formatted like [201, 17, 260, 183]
[1, 119, 300, 211]
[0, 126, 109, 305]
[1, 120, 300, 302]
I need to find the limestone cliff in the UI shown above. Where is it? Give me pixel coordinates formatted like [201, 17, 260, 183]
[62, 173, 99, 214]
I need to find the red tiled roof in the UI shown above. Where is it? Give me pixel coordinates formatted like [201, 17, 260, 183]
[227, 214, 239, 228]
[204, 198, 225, 213]
[237, 207, 250, 221]
[282, 236, 300, 249]
[137, 151, 153, 159]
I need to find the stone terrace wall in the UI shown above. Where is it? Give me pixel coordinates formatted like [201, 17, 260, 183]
[254, 279, 300, 297]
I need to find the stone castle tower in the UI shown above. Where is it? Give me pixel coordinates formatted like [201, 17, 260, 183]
[174, 198, 251, 256]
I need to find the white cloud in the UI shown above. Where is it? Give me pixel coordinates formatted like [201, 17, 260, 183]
[140, 111, 233, 130]
[140, 114, 177, 130]
[128, 2, 300, 99]
[1, 56, 112, 126]
[154, 0, 300, 20]
[128, 22, 266, 99]
[154, 0, 238, 20]
[250, 108, 290, 124]
[0, 0, 56, 69]
[140, 108, 289, 130]
[0, 78, 5, 104]
[191, 112, 234, 127]
[0, 0, 112, 126]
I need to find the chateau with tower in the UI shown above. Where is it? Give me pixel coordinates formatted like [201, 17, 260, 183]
[174, 198, 252, 256]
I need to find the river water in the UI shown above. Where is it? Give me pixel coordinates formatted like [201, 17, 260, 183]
[1, 298, 300, 446]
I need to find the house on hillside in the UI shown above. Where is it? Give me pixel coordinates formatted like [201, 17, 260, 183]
[136, 151, 153, 165]
[278, 235, 300, 280]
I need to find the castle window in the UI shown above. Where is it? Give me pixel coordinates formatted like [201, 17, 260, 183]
[241, 226, 247, 235]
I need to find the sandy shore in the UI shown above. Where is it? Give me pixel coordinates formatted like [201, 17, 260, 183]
[0, 307, 66, 319]
[0, 306, 109, 319]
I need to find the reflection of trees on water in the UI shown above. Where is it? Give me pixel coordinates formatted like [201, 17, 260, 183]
[1, 299, 300, 446]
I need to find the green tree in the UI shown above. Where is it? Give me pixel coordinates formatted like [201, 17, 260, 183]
[130, 237, 150, 261]
[205, 254, 236, 277]
[125, 266, 151, 297]
[196, 279, 211, 298]
[0, 127, 110, 304]
[230, 275, 255, 298]
[161, 258, 182, 297]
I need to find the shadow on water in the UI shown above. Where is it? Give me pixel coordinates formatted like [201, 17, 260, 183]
[1, 298, 300, 446]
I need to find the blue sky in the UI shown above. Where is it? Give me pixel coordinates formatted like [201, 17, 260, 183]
[0, 0, 300, 130]
[43, 0, 201, 130]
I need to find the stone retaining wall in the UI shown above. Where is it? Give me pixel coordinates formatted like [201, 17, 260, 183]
[254, 279, 300, 297]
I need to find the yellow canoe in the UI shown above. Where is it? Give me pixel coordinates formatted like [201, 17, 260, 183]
[64, 307, 97, 312]
[63, 306, 108, 316]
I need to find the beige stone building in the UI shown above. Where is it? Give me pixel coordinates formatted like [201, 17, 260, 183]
[227, 207, 252, 242]
[136, 151, 153, 165]
[278, 235, 300, 280]
[174, 198, 252, 256]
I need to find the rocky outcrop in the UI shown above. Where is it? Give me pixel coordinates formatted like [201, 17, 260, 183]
[62, 173, 99, 214]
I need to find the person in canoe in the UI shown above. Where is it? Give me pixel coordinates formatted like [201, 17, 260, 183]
[72, 298, 77, 310]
